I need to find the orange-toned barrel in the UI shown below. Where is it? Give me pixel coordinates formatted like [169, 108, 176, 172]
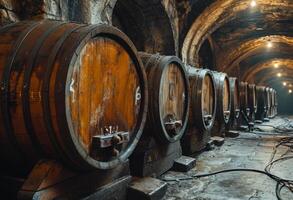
[210, 71, 231, 136]
[0, 20, 148, 176]
[181, 67, 216, 153]
[248, 84, 257, 121]
[227, 77, 240, 129]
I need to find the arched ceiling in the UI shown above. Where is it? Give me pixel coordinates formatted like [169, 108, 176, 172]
[180, 0, 293, 90]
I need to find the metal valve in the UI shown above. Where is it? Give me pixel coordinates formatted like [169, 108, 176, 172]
[92, 126, 129, 157]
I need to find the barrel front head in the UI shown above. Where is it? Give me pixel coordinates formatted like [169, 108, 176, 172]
[240, 81, 250, 117]
[248, 84, 257, 115]
[213, 72, 231, 125]
[63, 25, 148, 170]
[139, 53, 190, 144]
[228, 77, 240, 127]
[188, 68, 216, 132]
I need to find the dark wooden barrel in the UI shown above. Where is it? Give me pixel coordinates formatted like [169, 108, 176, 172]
[240, 82, 250, 118]
[269, 88, 275, 118]
[273, 90, 278, 117]
[138, 53, 189, 143]
[0, 20, 148, 176]
[248, 84, 257, 121]
[255, 86, 267, 121]
[228, 77, 240, 129]
[265, 87, 271, 118]
[181, 66, 216, 153]
[211, 71, 231, 136]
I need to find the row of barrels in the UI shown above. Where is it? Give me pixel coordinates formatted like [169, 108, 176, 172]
[0, 20, 277, 181]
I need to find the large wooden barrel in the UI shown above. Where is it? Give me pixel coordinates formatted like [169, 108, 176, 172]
[255, 86, 267, 121]
[0, 20, 148, 176]
[240, 82, 250, 118]
[227, 77, 240, 129]
[211, 71, 231, 136]
[138, 53, 189, 143]
[265, 87, 271, 118]
[130, 53, 189, 177]
[181, 66, 216, 153]
[273, 90, 278, 117]
[269, 88, 275, 118]
[248, 84, 257, 121]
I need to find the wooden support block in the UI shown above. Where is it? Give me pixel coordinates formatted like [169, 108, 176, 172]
[225, 130, 240, 138]
[127, 177, 167, 200]
[211, 136, 225, 146]
[172, 156, 196, 172]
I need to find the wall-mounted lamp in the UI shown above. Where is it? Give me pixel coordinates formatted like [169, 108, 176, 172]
[283, 82, 287, 86]
[289, 89, 292, 94]
[277, 73, 282, 77]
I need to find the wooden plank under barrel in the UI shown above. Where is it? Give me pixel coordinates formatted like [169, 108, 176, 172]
[130, 53, 189, 177]
[227, 77, 240, 130]
[210, 71, 231, 137]
[0, 20, 148, 177]
[181, 66, 216, 154]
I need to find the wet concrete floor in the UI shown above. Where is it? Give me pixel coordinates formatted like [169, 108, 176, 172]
[161, 116, 293, 200]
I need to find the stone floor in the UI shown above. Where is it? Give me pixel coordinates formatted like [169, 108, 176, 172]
[161, 116, 293, 200]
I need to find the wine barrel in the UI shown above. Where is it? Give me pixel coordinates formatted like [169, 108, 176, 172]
[273, 90, 278, 117]
[0, 20, 148, 176]
[138, 53, 189, 143]
[211, 71, 231, 136]
[240, 82, 250, 118]
[265, 87, 271, 118]
[269, 88, 275, 118]
[181, 66, 216, 153]
[255, 86, 267, 121]
[227, 77, 240, 129]
[248, 84, 257, 121]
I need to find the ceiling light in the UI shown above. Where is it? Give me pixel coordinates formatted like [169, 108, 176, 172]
[250, 0, 257, 7]
[283, 82, 287, 86]
[274, 64, 279, 68]
[267, 42, 273, 48]
[277, 73, 282, 77]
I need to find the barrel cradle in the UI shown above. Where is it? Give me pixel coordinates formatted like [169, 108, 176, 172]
[181, 66, 216, 154]
[227, 77, 240, 130]
[0, 20, 148, 177]
[210, 71, 231, 137]
[248, 84, 257, 122]
[130, 53, 190, 177]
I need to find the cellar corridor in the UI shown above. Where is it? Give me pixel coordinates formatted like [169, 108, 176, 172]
[162, 116, 293, 200]
[0, 0, 292, 200]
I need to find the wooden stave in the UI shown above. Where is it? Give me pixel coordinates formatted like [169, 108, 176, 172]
[0, 20, 148, 174]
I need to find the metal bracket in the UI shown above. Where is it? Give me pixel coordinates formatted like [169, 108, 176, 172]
[93, 131, 129, 148]
[165, 120, 182, 130]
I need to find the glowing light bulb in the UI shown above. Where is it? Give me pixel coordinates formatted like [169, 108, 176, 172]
[289, 89, 292, 94]
[250, 0, 257, 7]
[283, 82, 287, 86]
[277, 73, 282, 77]
[267, 42, 273, 48]
[274, 64, 279, 68]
